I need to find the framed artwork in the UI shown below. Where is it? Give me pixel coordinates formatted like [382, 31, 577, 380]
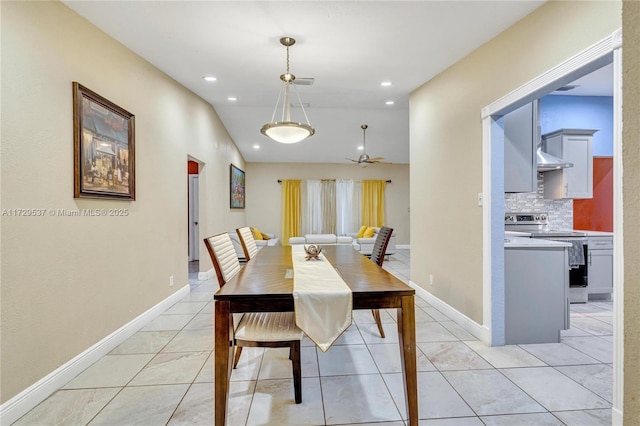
[230, 164, 245, 209]
[73, 82, 135, 200]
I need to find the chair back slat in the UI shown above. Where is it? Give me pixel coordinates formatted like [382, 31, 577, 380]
[204, 233, 241, 286]
[370, 226, 394, 267]
[236, 227, 258, 261]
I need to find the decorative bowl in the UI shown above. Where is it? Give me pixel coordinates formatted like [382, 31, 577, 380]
[304, 244, 322, 260]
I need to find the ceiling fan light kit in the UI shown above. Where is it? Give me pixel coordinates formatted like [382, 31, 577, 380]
[260, 37, 315, 144]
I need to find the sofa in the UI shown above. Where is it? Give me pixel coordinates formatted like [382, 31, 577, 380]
[288, 234, 353, 245]
[348, 227, 396, 256]
[229, 231, 280, 262]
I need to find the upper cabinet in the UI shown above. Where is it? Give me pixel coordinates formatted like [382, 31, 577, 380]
[542, 129, 597, 199]
[504, 101, 538, 193]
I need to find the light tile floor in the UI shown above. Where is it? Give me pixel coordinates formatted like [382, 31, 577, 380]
[14, 249, 614, 425]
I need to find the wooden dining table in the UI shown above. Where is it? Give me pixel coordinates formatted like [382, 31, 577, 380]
[213, 244, 418, 425]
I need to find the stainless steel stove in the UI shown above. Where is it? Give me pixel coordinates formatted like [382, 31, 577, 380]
[504, 213, 587, 237]
[505, 212, 589, 303]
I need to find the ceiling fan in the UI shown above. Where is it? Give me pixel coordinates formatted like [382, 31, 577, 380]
[346, 124, 388, 167]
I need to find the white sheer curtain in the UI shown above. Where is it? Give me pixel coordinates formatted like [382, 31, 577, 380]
[336, 179, 361, 236]
[302, 179, 323, 234]
[302, 179, 361, 236]
[321, 180, 336, 234]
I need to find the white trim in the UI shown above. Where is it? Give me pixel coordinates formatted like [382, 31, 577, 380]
[482, 116, 506, 346]
[611, 34, 624, 425]
[409, 280, 490, 344]
[611, 28, 623, 50]
[396, 244, 410, 250]
[0, 284, 190, 425]
[481, 33, 615, 119]
[198, 268, 215, 281]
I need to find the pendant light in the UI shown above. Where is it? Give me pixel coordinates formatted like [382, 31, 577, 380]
[260, 37, 315, 144]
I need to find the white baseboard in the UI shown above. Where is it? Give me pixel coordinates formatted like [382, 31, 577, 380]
[396, 244, 410, 250]
[0, 284, 190, 425]
[198, 268, 215, 281]
[409, 280, 491, 345]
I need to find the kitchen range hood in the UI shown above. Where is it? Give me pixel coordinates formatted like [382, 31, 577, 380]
[536, 142, 573, 171]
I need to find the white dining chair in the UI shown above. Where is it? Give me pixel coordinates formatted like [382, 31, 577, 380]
[204, 232, 303, 403]
[236, 226, 259, 261]
[369, 226, 394, 338]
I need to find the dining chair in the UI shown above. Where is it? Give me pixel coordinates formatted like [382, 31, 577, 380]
[236, 226, 258, 261]
[203, 232, 303, 403]
[369, 226, 394, 338]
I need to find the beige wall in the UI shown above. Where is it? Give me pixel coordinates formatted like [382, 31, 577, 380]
[0, 1, 245, 402]
[245, 163, 410, 245]
[623, 1, 640, 421]
[409, 1, 621, 324]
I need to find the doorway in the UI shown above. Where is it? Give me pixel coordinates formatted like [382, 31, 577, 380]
[482, 29, 623, 422]
[188, 160, 200, 275]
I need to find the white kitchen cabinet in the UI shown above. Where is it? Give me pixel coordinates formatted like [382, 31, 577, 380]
[588, 236, 613, 298]
[504, 101, 538, 193]
[542, 129, 597, 199]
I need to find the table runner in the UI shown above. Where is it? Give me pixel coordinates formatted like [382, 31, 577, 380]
[291, 245, 352, 351]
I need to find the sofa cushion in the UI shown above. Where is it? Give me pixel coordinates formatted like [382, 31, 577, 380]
[305, 234, 337, 244]
[356, 225, 368, 238]
[336, 236, 354, 244]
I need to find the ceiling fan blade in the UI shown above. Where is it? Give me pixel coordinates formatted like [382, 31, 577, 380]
[345, 158, 359, 163]
[368, 157, 385, 161]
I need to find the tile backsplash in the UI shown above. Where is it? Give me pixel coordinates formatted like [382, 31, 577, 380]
[504, 172, 573, 229]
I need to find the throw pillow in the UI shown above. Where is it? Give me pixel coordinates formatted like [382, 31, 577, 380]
[363, 226, 376, 238]
[356, 225, 368, 238]
[260, 232, 271, 240]
[251, 227, 264, 240]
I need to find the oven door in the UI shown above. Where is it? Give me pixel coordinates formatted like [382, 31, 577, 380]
[569, 242, 588, 287]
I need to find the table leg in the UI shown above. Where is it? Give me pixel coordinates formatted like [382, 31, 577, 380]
[214, 300, 233, 426]
[397, 295, 418, 425]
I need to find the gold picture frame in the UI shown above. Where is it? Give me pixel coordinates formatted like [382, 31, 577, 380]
[230, 164, 245, 209]
[73, 82, 135, 200]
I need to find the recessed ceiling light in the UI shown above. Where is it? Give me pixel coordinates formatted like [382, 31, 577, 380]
[227, 97, 237, 101]
[357, 146, 364, 150]
[385, 100, 395, 105]
[253, 145, 260, 149]
[380, 81, 392, 87]
[203, 76, 217, 82]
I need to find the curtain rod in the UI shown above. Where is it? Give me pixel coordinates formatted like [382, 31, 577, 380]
[277, 179, 391, 183]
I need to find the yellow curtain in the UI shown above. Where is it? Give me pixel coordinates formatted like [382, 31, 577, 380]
[282, 180, 301, 246]
[362, 180, 386, 226]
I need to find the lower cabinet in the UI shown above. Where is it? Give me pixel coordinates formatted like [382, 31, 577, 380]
[505, 246, 569, 344]
[588, 236, 614, 298]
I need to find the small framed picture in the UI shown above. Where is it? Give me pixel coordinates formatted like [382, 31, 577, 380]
[230, 164, 245, 209]
[73, 82, 135, 200]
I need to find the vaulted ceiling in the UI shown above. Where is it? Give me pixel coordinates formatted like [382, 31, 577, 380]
[63, 1, 547, 164]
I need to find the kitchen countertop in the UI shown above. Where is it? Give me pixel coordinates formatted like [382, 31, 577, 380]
[575, 230, 614, 237]
[505, 230, 532, 237]
[504, 236, 572, 248]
